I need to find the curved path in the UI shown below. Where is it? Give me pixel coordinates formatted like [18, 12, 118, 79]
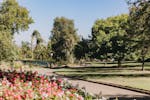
[30, 67, 150, 99]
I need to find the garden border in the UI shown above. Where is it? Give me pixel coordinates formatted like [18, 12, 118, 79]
[53, 72, 150, 96]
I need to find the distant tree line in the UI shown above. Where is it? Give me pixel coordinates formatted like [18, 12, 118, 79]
[0, 0, 150, 70]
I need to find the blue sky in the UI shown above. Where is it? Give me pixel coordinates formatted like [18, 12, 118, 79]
[15, 0, 129, 45]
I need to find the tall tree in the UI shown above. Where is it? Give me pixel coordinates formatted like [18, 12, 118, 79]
[31, 30, 41, 59]
[128, 0, 150, 70]
[51, 17, 79, 64]
[0, 0, 33, 62]
[109, 14, 130, 67]
[0, 0, 33, 35]
[92, 14, 129, 67]
[91, 18, 111, 60]
[31, 30, 44, 60]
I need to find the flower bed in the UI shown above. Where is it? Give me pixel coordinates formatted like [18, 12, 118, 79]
[0, 70, 89, 100]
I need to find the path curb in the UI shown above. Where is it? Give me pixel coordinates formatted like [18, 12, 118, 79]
[53, 72, 150, 96]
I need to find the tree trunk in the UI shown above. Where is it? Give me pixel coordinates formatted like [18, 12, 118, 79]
[118, 59, 121, 68]
[141, 56, 145, 71]
[67, 52, 74, 64]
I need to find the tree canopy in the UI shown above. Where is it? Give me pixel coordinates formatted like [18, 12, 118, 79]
[0, 0, 33, 62]
[128, 0, 150, 70]
[0, 0, 33, 35]
[51, 17, 79, 64]
[92, 14, 129, 67]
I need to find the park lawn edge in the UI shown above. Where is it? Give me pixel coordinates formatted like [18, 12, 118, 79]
[54, 72, 150, 96]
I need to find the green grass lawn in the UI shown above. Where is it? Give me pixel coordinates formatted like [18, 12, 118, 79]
[54, 62, 150, 91]
[89, 77, 150, 91]
[86, 62, 141, 67]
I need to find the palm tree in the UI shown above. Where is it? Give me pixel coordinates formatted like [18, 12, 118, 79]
[31, 30, 42, 59]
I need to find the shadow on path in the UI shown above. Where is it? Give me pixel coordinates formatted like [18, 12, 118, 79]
[109, 96, 150, 100]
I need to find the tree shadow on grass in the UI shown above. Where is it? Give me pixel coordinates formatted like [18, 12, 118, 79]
[60, 73, 150, 79]
[109, 96, 150, 100]
[52, 65, 143, 71]
[20, 59, 149, 69]
[55, 66, 150, 76]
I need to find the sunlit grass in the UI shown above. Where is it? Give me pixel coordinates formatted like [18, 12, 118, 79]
[89, 77, 150, 91]
[54, 62, 150, 91]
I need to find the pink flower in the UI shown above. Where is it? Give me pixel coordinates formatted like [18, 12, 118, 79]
[69, 94, 74, 98]
[0, 70, 85, 100]
[51, 82, 57, 87]
[78, 96, 84, 100]
[0, 97, 3, 100]
[14, 95, 22, 100]
[57, 91, 64, 97]
[57, 78, 62, 83]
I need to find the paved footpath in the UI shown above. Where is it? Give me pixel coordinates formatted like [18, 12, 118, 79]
[31, 68, 150, 99]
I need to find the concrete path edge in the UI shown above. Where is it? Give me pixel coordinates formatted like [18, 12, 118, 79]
[53, 72, 150, 96]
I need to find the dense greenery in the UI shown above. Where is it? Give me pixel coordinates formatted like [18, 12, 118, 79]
[91, 14, 130, 67]
[51, 17, 79, 64]
[0, 0, 33, 35]
[74, 38, 91, 60]
[128, 0, 150, 70]
[21, 30, 52, 61]
[0, 31, 17, 61]
[0, 0, 33, 61]
[0, 0, 150, 69]
[21, 41, 32, 59]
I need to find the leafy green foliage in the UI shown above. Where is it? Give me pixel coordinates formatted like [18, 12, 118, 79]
[0, 31, 17, 61]
[0, 0, 33, 62]
[51, 17, 79, 64]
[109, 14, 130, 67]
[20, 41, 32, 59]
[0, 0, 33, 35]
[92, 14, 130, 67]
[91, 19, 111, 59]
[31, 30, 43, 59]
[31, 30, 42, 45]
[34, 44, 51, 61]
[74, 38, 91, 60]
[31, 30, 47, 60]
[20, 30, 53, 61]
[128, 0, 150, 70]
